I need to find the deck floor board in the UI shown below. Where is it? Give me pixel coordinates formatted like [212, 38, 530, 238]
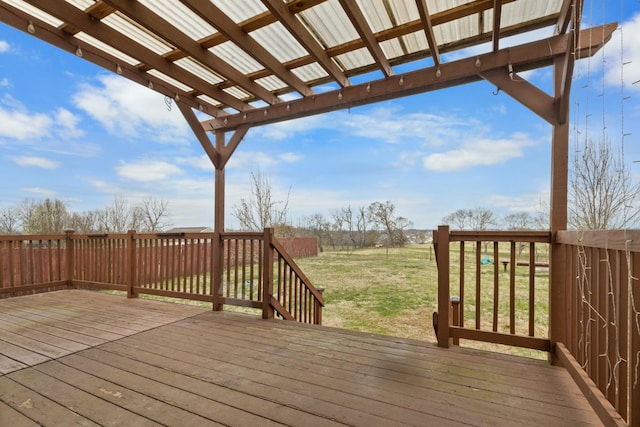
[0, 290, 603, 426]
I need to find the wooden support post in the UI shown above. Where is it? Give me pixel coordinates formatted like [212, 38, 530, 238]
[451, 296, 460, 345]
[549, 54, 570, 364]
[262, 228, 275, 319]
[315, 287, 325, 325]
[64, 229, 75, 288]
[437, 225, 451, 348]
[212, 131, 226, 311]
[126, 230, 137, 298]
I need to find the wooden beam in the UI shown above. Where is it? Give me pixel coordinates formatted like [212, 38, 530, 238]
[203, 23, 617, 132]
[555, 343, 628, 426]
[176, 102, 221, 169]
[220, 125, 251, 169]
[338, 0, 394, 77]
[261, 0, 351, 88]
[492, 0, 503, 52]
[415, 0, 441, 66]
[180, 0, 314, 98]
[554, 0, 574, 35]
[24, 0, 246, 114]
[449, 327, 551, 351]
[101, 0, 281, 105]
[480, 68, 556, 124]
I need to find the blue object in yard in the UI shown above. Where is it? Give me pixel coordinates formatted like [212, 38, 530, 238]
[480, 256, 494, 265]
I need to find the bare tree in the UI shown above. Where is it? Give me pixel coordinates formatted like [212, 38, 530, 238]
[22, 198, 68, 234]
[0, 206, 21, 234]
[368, 201, 412, 248]
[138, 196, 171, 232]
[570, 136, 640, 229]
[99, 196, 142, 232]
[356, 205, 373, 248]
[503, 212, 534, 230]
[66, 210, 101, 233]
[442, 209, 472, 229]
[468, 207, 497, 231]
[232, 171, 291, 234]
[443, 207, 496, 230]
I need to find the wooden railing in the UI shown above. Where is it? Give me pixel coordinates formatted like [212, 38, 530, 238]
[433, 225, 552, 351]
[0, 229, 324, 325]
[555, 230, 640, 426]
[0, 234, 67, 296]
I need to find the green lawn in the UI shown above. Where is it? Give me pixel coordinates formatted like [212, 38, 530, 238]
[296, 244, 549, 359]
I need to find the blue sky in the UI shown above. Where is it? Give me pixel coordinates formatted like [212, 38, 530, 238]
[1, 2, 639, 230]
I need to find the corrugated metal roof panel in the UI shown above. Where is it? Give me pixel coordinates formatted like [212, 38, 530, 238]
[357, 0, 393, 32]
[290, 62, 329, 83]
[65, 0, 95, 10]
[196, 94, 223, 109]
[223, 86, 252, 101]
[146, 69, 193, 92]
[402, 31, 428, 55]
[299, 0, 359, 47]
[501, 0, 561, 29]
[74, 32, 139, 66]
[334, 47, 375, 71]
[4, 0, 63, 27]
[250, 22, 309, 63]
[137, 0, 217, 41]
[255, 75, 288, 92]
[210, 41, 264, 75]
[379, 38, 406, 61]
[174, 57, 224, 85]
[211, 0, 267, 24]
[102, 13, 174, 56]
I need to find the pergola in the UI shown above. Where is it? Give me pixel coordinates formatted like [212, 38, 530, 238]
[0, 0, 615, 232]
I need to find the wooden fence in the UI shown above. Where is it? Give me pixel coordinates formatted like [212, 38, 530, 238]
[0, 229, 324, 325]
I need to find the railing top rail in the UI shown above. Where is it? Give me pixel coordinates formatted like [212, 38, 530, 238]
[436, 229, 551, 243]
[0, 234, 67, 242]
[221, 231, 264, 240]
[557, 229, 640, 252]
[72, 233, 129, 240]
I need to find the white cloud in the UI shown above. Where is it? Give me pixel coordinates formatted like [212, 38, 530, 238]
[55, 108, 84, 139]
[254, 105, 475, 146]
[177, 154, 215, 171]
[0, 96, 87, 144]
[72, 74, 189, 143]
[0, 40, 9, 53]
[486, 192, 549, 214]
[0, 78, 10, 87]
[0, 96, 52, 140]
[279, 152, 302, 163]
[9, 155, 60, 169]
[575, 12, 640, 93]
[21, 187, 56, 197]
[115, 159, 183, 182]
[604, 13, 640, 92]
[422, 133, 536, 171]
[226, 151, 280, 170]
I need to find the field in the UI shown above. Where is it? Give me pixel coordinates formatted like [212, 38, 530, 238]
[295, 244, 549, 359]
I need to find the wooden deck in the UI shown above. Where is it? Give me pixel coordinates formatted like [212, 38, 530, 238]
[0, 290, 601, 426]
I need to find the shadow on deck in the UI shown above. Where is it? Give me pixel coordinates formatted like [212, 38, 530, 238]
[0, 290, 600, 426]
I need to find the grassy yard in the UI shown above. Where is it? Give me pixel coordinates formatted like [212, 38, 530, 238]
[296, 244, 549, 359]
[295, 245, 439, 341]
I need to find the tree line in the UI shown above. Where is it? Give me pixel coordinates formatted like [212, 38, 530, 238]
[0, 196, 170, 235]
